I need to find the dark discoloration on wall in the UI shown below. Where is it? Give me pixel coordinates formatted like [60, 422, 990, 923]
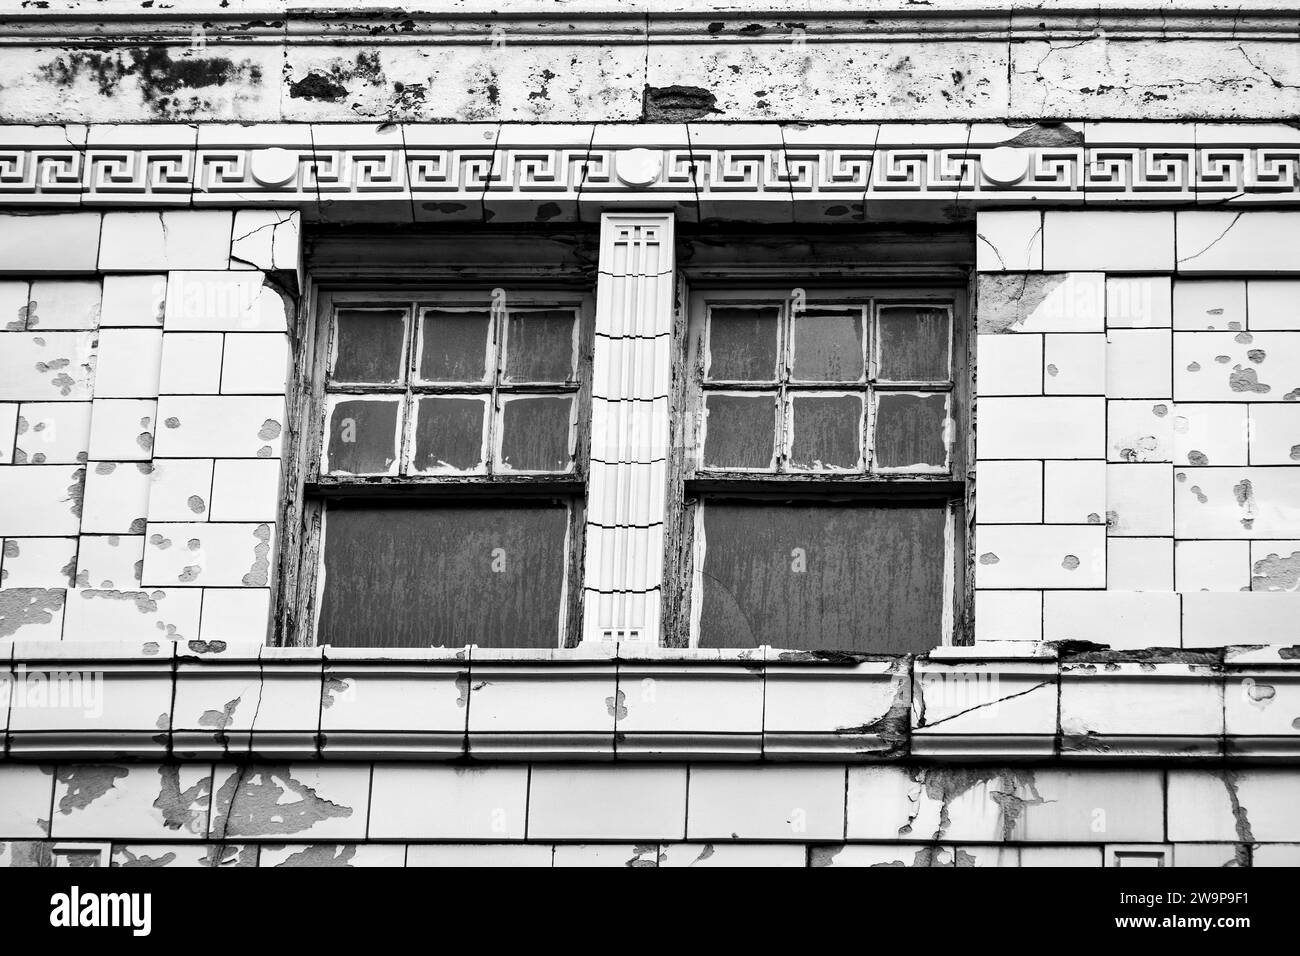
[838, 658, 911, 753]
[288, 72, 349, 102]
[199, 698, 242, 732]
[38, 45, 264, 119]
[1221, 770, 1255, 867]
[1252, 550, 1300, 591]
[211, 766, 354, 838]
[320, 676, 349, 709]
[4, 841, 54, 867]
[642, 84, 722, 122]
[1003, 123, 1083, 147]
[271, 843, 358, 867]
[116, 848, 178, 867]
[605, 689, 628, 720]
[976, 273, 1067, 332]
[241, 523, 272, 586]
[78, 588, 167, 615]
[1229, 365, 1270, 394]
[899, 767, 1044, 843]
[56, 765, 129, 814]
[0, 587, 65, 638]
[201, 844, 259, 867]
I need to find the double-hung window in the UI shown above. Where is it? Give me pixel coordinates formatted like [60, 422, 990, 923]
[675, 286, 966, 653]
[303, 289, 592, 648]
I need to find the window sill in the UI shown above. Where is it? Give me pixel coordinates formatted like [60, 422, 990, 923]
[3, 640, 1291, 763]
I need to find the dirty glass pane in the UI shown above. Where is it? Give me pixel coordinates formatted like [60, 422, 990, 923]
[504, 309, 577, 383]
[873, 392, 949, 470]
[318, 502, 569, 648]
[698, 500, 947, 653]
[791, 308, 864, 382]
[707, 306, 780, 382]
[876, 305, 952, 383]
[332, 309, 407, 384]
[499, 395, 573, 472]
[324, 398, 400, 475]
[418, 310, 491, 383]
[789, 394, 862, 470]
[702, 393, 776, 470]
[411, 396, 487, 473]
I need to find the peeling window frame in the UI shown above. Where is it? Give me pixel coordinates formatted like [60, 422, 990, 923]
[284, 283, 595, 650]
[664, 278, 971, 650]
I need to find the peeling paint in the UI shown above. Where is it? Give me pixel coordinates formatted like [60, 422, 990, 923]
[212, 767, 354, 838]
[0, 587, 66, 638]
[56, 765, 129, 814]
[1251, 550, 1300, 591]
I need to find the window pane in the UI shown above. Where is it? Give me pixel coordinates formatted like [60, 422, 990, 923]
[876, 305, 952, 383]
[411, 396, 487, 473]
[707, 306, 779, 382]
[318, 502, 569, 648]
[791, 308, 864, 382]
[789, 394, 862, 470]
[702, 393, 776, 470]
[324, 398, 400, 475]
[498, 395, 573, 472]
[332, 309, 407, 384]
[698, 500, 948, 653]
[504, 309, 577, 383]
[873, 392, 949, 470]
[418, 310, 491, 383]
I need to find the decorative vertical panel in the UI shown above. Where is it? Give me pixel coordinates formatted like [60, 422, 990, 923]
[584, 212, 675, 644]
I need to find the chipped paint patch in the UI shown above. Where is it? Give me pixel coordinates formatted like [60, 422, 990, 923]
[56, 765, 129, 814]
[0, 587, 65, 638]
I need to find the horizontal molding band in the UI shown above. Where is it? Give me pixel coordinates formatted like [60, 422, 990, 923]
[3, 639, 1297, 763]
[4, 123, 1300, 215]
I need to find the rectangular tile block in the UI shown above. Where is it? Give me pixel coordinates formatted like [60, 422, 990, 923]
[975, 525, 1105, 589]
[527, 765, 687, 841]
[142, 521, 274, 588]
[1044, 591, 1181, 648]
[976, 460, 1042, 524]
[153, 396, 286, 458]
[977, 397, 1105, 459]
[1176, 211, 1300, 273]
[368, 765, 528, 840]
[14, 401, 92, 465]
[1182, 591, 1300, 647]
[0, 213, 102, 273]
[976, 210, 1042, 272]
[1106, 276, 1171, 329]
[0, 465, 84, 536]
[1044, 211, 1175, 272]
[1107, 463, 1173, 536]
[686, 765, 845, 841]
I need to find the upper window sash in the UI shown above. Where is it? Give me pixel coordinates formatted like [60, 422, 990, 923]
[311, 289, 592, 483]
[686, 287, 959, 479]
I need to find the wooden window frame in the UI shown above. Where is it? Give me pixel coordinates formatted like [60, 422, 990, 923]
[284, 282, 596, 650]
[663, 275, 972, 650]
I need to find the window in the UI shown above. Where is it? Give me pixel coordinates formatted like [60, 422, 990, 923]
[676, 286, 966, 653]
[303, 289, 592, 648]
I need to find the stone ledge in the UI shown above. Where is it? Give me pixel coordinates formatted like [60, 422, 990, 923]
[3, 639, 1297, 762]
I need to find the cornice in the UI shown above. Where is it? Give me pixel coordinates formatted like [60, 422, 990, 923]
[0, 4, 1296, 46]
[3, 639, 1298, 763]
[4, 121, 1300, 220]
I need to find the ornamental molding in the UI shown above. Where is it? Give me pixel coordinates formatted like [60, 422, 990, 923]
[2, 640, 1294, 763]
[3, 124, 1300, 217]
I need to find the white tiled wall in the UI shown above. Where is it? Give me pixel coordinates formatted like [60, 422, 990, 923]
[977, 209, 1300, 646]
[0, 210, 297, 643]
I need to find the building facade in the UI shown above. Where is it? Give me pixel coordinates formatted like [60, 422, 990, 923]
[0, 0, 1298, 867]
